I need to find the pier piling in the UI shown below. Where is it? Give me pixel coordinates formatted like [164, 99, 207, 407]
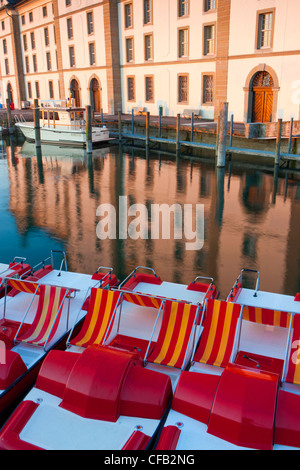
[86, 105, 92, 154]
[275, 118, 283, 165]
[34, 99, 41, 149]
[217, 102, 229, 167]
[6, 99, 13, 135]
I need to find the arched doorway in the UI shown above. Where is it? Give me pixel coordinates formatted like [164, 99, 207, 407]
[70, 78, 81, 107]
[90, 78, 101, 112]
[251, 71, 274, 123]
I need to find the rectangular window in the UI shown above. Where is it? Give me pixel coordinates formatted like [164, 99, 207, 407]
[127, 76, 135, 101]
[21, 15, 25, 25]
[35, 81, 40, 99]
[178, 0, 189, 17]
[87, 12, 94, 35]
[203, 24, 215, 55]
[257, 12, 273, 49]
[30, 32, 35, 50]
[27, 82, 32, 99]
[126, 37, 134, 63]
[125, 3, 133, 29]
[178, 75, 188, 103]
[66, 0, 71, 6]
[144, 34, 153, 61]
[3, 39, 7, 55]
[5, 58, 9, 75]
[69, 46, 75, 67]
[178, 28, 189, 58]
[202, 75, 214, 104]
[25, 56, 30, 73]
[67, 18, 73, 40]
[145, 76, 154, 102]
[44, 27, 49, 46]
[33, 54, 37, 72]
[89, 42, 96, 65]
[43, 6, 47, 17]
[204, 0, 216, 12]
[23, 34, 28, 51]
[49, 80, 54, 99]
[144, 0, 153, 25]
[29, 12, 33, 23]
[46, 51, 52, 70]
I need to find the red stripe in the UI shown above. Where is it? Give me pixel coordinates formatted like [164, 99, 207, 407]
[206, 300, 227, 366]
[88, 289, 109, 346]
[162, 302, 185, 366]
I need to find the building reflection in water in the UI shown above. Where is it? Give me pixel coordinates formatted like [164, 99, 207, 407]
[3, 140, 300, 299]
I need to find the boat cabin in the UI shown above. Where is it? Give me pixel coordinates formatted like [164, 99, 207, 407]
[39, 100, 86, 130]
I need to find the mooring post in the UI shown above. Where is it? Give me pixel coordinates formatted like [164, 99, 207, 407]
[86, 105, 92, 154]
[118, 111, 122, 142]
[101, 108, 104, 124]
[215, 115, 220, 156]
[275, 118, 283, 165]
[146, 111, 150, 148]
[191, 112, 194, 142]
[158, 106, 162, 138]
[217, 102, 229, 168]
[288, 117, 294, 154]
[176, 114, 181, 153]
[34, 99, 41, 148]
[6, 99, 13, 135]
[131, 108, 134, 135]
[229, 114, 234, 148]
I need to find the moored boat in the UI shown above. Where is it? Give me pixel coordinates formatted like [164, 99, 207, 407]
[0, 251, 118, 421]
[0, 267, 218, 450]
[154, 269, 300, 450]
[15, 100, 111, 148]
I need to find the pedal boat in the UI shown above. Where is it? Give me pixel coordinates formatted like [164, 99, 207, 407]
[0, 251, 118, 420]
[0, 267, 218, 450]
[0, 258, 32, 299]
[154, 269, 300, 450]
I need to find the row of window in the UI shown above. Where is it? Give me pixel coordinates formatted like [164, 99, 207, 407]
[124, 10, 274, 64]
[124, 0, 216, 29]
[66, 12, 94, 40]
[126, 74, 214, 105]
[125, 24, 215, 64]
[27, 80, 55, 100]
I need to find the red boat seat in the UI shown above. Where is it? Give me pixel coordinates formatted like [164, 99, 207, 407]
[146, 300, 200, 369]
[193, 300, 241, 368]
[16, 285, 68, 346]
[0, 349, 27, 389]
[285, 314, 300, 385]
[37, 346, 173, 422]
[70, 288, 122, 348]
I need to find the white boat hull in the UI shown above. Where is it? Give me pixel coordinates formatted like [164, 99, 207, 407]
[15, 122, 110, 148]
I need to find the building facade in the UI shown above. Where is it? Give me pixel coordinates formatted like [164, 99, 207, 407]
[0, 0, 299, 123]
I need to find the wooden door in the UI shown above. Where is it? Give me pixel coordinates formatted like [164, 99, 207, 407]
[252, 89, 273, 122]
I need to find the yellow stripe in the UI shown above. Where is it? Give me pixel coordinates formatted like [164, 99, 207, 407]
[154, 302, 178, 364]
[94, 290, 115, 345]
[26, 285, 51, 342]
[273, 310, 281, 327]
[213, 302, 234, 367]
[255, 307, 262, 324]
[136, 295, 146, 307]
[199, 301, 221, 364]
[151, 298, 160, 309]
[167, 304, 191, 367]
[243, 307, 249, 321]
[76, 289, 103, 346]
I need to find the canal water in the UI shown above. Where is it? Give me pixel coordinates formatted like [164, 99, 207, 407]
[0, 137, 299, 300]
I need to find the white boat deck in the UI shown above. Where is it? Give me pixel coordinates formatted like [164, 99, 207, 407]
[19, 389, 159, 451]
[131, 281, 206, 304]
[236, 288, 300, 314]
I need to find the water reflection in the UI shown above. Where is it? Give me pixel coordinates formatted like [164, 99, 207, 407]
[1, 138, 300, 299]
